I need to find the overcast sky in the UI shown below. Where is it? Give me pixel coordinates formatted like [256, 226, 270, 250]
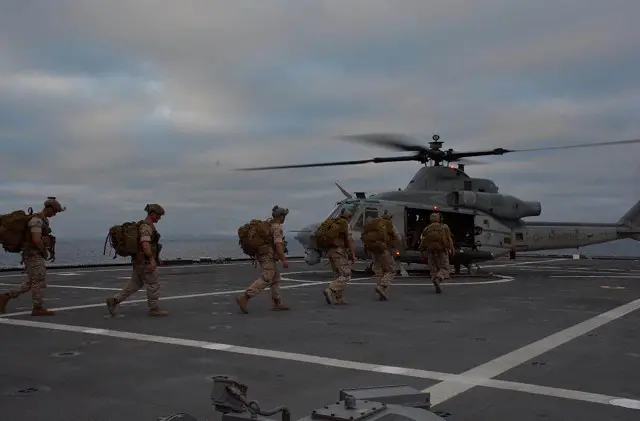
[1, 0, 639, 239]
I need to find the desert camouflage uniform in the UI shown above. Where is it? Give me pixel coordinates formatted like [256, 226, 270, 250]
[0, 197, 65, 316]
[323, 211, 354, 305]
[236, 206, 290, 313]
[106, 204, 168, 317]
[421, 213, 453, 293]
[372, 221, 402, 301]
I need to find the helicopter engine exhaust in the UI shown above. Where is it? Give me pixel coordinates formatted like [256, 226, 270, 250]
[448, 191, 542, 220]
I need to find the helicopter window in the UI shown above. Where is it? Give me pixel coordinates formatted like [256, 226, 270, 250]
[354, 208, 379, 229]
[464, 181, 472, 190]
[515, 232, 523, 240]
[327, 202, 361, 219]
[364, 208, 378, 221]
[327, 204, 342, 219]
[504, 236, 511, 244]
[483, 219, 489, 226]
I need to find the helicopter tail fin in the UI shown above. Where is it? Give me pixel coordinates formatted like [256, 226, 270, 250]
[617, 199, 640, 241]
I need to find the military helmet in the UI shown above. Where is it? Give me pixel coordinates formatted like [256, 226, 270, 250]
[382, 210, 392, 219]
[145, 203, 165, 216]
[44, 197, 66, 212]
[429, 212, 442, 222]
[272, 205, 289, 217]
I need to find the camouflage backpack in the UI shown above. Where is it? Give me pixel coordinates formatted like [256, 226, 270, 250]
[238, 219, 273, 257]
[104, 221, 142, 258]
[420, 222, 448, 252]
[361, 217, 392, 254]
[314, 217, 348, 250]
[0, 208, 35, 253]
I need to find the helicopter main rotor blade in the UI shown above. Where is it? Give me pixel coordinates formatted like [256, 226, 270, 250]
[507, 138, 640, 153]
[337, 133, 430, 154]
[447, 148, 510, 160]
[444, 138, 640, 160]
[234, 154, 421, 171]
[456, 158, 489, 165]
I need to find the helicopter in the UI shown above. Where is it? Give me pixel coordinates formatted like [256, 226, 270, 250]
[236, 134, 640, 272]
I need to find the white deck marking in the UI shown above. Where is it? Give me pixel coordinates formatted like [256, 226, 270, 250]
[282, 275, 515, 286]
[347, 275, 514, 286]
[480, 258, 567, 268]
[0, 281, 325, 318]
[551, 275, 640, 278]
[0, 282, 121, 291]
[422, 296, 640, 406]
[0, 317, 637, 410]
[610, 399, 640, 409]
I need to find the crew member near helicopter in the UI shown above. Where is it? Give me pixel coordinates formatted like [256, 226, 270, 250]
[323, 209, 356, 305]
[420, 212, 454, 293]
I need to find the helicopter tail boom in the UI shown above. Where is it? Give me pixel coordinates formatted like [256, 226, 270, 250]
[617, 199, 640, 241]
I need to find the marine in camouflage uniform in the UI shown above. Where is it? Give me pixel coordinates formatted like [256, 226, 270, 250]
[372, 214, 403, 301]
[323, 209, 356, 305]
[421, 212, 454, 293]
[236, 206, 291, 314]
[106, 204, 168, 317]
[0, 197, 65, 316]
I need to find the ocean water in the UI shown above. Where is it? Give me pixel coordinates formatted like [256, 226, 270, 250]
[0, 236, 638, 270]
[0, 236, 307, 269]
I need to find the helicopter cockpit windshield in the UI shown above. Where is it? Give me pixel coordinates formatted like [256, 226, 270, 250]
[326, 200, 361, 219]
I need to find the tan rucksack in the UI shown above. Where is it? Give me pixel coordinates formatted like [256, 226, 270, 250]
[420, 222, 448, 252]
[104, 221, 161, 259]
[361, 217, 394, 253]
[104, 221, 142, 258]
[238, 219, 273, 257]
[314, 217, 348, 250]
[0, 208, 36, 253]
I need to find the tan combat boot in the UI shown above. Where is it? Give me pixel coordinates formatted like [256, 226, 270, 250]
[31, 306, 55, 316]
[271, 298, 290, 311]
[0, 293, 10, 313]
[148, 308, 168, 317]
[375, 285, 388, 301]
[323, 288, 335, 305]
[235, 293, 250, 314]
[333, 291, 347, 305]
[105, 297, 119, 317]
[432, 277, 442, 294]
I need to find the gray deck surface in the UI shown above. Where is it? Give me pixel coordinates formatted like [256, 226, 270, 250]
[1, 256, 639, 420]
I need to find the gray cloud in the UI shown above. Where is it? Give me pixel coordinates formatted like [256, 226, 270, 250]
[1, 0, 640, 241]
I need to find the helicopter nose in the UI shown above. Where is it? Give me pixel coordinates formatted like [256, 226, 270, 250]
[294, 223, 318, 248]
